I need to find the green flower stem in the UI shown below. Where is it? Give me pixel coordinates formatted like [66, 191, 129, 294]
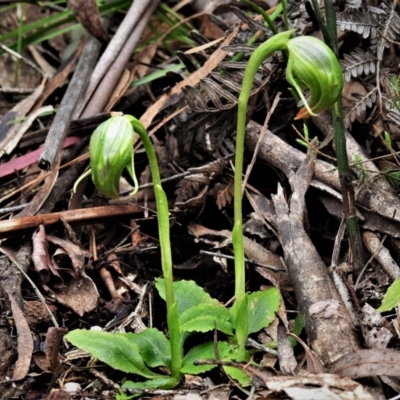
[234, 30, 293, 349]
[281, 0, 290, 32]
[322, 0, 365, 276]
[309, 0, 331, 48]
[128, 117, 183, 379]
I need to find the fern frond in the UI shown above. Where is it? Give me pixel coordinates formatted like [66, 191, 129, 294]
[377, 2, 400, 60]
[381, 74, 400, 110]
[340, 48, 377, 82]
[231, 6, 273, 35]
[387, 108, 400, 124]
[344, 87, 378, 126]
[210, 177, 234, 209]
[174, 178, 207, 209]
[221, 44, 258, 54]
[336, 8, 379, 38]
[345, 0, 362, 9]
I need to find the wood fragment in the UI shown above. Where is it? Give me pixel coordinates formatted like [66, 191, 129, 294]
[271, 149, 360, 364]
[0, 204, 147, 239]
[38, 38, 101, 170]
[0, 80, 46, 157]
[246, 120, 400, 225]
[314, 113, 400, 224]
[362, 230, 400, 280]
[77, 0, 157, 117]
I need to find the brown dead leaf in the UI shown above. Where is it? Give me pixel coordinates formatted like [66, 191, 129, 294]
[46, 234, 91, 275]
[43, 235, 97, 315]
[44, 390, 71, 400]
[67, 0, 109, 44]
[43, 273, 99, 316]
[330, 349, 400, 378]
[7, 292, 34, 381]
[32, 225, 62, 284]
[288, 333, 325, 374]
[33, 327, 67, 372]
[140, 26, 239, 129]
[33, 228, 97, 315]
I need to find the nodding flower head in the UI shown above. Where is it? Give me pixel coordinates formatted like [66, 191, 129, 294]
[88, 115, 137, 199]
[285, 35, 344, 119]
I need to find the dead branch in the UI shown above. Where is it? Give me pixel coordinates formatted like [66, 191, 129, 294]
[271, 150, 360, 364]
[0, 204, 147, 239]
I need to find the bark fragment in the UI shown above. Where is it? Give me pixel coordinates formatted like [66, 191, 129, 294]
[271, 150, 360, 364]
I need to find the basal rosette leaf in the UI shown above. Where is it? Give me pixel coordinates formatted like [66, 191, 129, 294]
[65, 329, 163, 379]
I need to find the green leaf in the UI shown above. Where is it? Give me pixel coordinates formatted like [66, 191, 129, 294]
[115, 393, 138, 400]
[179, 303, 231, 325]
[223, 366, 252, 387]
[222, 346, 251, 386]
[127, 328, 171, 370]
[378, 279, 400, 312]
[179, 303, 233, 335]
[156, 279, 218, 316]
[182, 341, 251, 386]
[181, 341, 234, 374]
[123, 377, 180, 390]
[247, 289, 281, 334]
[65, 330, 161, 379]
[180, 316, 233, 336]
[289, 313, 304, 347]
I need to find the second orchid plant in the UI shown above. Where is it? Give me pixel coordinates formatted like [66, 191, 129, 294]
[232, 29, 344, 351]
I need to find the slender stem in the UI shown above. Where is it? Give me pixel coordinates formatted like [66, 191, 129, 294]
[234, 30, 292, 348]
[281, 0, 290, 32]
[241, 0, 279, 34]
[230, 3, 283, 64]
[309, 0, 330, 47]
[323, 0, 365, 275]
[131, 119, 183, 379]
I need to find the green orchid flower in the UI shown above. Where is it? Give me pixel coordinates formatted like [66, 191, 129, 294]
[73, 114, 139, 199]
[286, 35, 343, 119]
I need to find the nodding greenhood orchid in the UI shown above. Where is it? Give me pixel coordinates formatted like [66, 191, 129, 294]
[73, 114, 138, 199]
[286, 35, 343, 119]
[237, 30, 343, 126]
[232, 30, 344, 350]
